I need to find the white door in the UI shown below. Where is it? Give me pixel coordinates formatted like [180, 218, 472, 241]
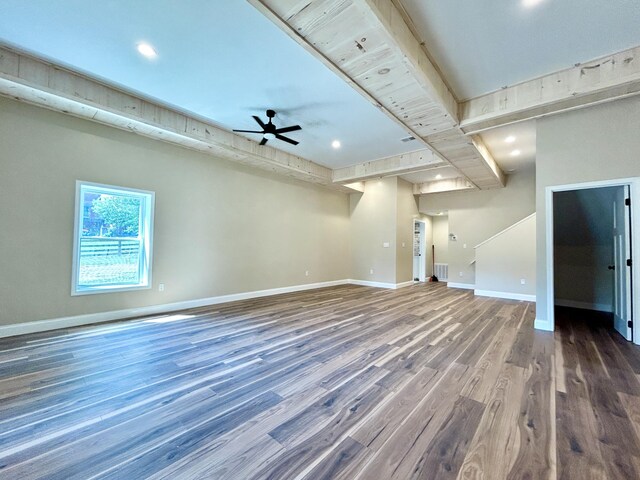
[613, 185, 633, 340]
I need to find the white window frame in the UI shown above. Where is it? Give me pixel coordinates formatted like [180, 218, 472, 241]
[72, 181, 155, 296]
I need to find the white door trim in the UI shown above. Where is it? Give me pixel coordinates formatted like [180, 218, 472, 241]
[544, 177, 640, 344]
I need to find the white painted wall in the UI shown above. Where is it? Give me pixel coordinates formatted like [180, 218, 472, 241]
[475, 214, 536, 299]
[0, 97, 351, 326]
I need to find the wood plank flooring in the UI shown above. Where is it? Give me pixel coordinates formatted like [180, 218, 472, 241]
[0, 284, 639, 479]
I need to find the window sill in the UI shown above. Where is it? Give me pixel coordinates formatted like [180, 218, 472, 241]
[72, 284, 151, 296]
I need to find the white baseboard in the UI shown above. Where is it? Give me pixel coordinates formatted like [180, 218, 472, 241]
[348, 279, 396, 289]
[0, 278, 424, 339]
[555, 299, 613, 313]
[446, 282, 475, 290]
[0, 279, 352, 339]
[348, 279, 414, 289]
[534, 318, 554, 331]
[475, 289, 536, 302]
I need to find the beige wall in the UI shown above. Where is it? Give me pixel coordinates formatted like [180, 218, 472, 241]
[475, 214, 536, 296]
[536, 96, 640, 323]
[432, 216, 449, 266]
[349, 177, 398, 284]
[0, 97, 351, 326]
[15, 92, 638, 329]
[419, 167, 536, 286]
[350, 177, 428, 285]
[396, 178, 422, 283]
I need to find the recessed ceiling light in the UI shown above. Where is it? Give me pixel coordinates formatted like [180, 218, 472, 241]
[522, 0, 544, 8]
[378, 68, 390, 75]
[137, 42, 158, 59]
[511, 149, 521, 157]
[331, 140, 341, 149]
[505, 135, 516, 143]
[435, 174, 443, 180]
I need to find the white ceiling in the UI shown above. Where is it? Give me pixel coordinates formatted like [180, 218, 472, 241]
[423, 210, 448, 217]
[0, 0, 421, 169]
[400, 0, 640, 100]
[479, 121, 536, 173]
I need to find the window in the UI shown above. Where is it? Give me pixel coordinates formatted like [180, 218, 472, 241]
[72, 181, 154, 295]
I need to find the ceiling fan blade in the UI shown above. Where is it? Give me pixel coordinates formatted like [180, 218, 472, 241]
[259, 137, 268, 146]
[233, 129, 264, 134]
[275, 134, 299, 146]
[274, 125, 302, 134]
[252, 116, 266, 129]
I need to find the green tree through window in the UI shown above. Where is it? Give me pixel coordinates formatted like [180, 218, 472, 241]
[91, 195, 141, 237]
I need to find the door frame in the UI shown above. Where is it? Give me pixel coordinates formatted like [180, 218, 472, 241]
[544, 177, 640, 344]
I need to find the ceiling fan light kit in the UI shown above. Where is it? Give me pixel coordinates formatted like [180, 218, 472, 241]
[233, 109, 301, 146]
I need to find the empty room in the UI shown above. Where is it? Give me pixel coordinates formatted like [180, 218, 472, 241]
[1, 1, 640, 479]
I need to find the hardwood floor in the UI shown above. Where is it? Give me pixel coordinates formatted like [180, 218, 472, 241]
[1, 283, 639, 479]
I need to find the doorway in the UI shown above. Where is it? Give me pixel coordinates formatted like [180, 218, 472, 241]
[413, 220, 426, 281]
[545, 178, 639, 343]
[432, 214, 449, 282]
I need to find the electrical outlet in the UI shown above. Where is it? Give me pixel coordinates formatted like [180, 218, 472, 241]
[402, 242, 405, 248]
[370, 269, 374, 275]
[158, 283, 165, 292]
[520, 278, 526, 285]
[459, 272, 463, 277]
[383, 242, 390, 248]
[305, 270, 309, 277]
[463, 243, 467, 249]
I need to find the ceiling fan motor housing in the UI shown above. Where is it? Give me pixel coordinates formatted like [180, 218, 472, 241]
[233, 109, 301, 146]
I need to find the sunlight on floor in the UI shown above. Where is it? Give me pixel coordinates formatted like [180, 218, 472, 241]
[144, 314, 195, 324]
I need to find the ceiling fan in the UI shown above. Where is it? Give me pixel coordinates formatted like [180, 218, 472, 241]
[233, 109, 301, 146]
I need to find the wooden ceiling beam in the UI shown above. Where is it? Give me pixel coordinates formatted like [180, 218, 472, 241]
[460, 45, 640, 134]
[0, 45, 365, 193]
[250, 0, 505, 190]
[357, 0, 458, 124]
[333, 148, 446, 183]
[413, 177, 475, 195]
